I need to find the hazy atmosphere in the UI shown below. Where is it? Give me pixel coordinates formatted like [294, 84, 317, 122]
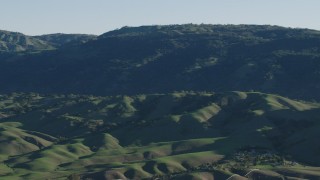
[1, 0, 320, 35]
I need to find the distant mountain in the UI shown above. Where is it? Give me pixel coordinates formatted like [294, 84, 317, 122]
[0, 30, 54, 53]
[0, 30, 96, 55]
[0, 92, 320, 179]
[34, 33, 96, 47]
[0, 24, 320, 100]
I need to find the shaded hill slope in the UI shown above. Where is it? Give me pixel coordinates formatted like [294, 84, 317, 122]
[1, 25, 320, 100]
[0, 92, 320, 179]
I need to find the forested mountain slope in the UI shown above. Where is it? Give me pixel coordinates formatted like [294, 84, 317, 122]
[0, 25, 320, 100]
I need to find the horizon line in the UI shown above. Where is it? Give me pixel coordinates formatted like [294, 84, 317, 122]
[1, 23, 320, 36]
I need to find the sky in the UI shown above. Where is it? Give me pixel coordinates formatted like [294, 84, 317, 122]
[1, 0, 319, 35]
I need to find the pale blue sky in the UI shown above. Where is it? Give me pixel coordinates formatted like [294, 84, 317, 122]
[1, 0, 319, 35]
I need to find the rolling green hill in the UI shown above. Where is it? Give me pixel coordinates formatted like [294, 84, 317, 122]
[0, 92, 320, 179]
[0, 25, 320, 100]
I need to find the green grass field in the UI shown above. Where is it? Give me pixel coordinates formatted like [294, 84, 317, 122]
[0, 92, 320, 179]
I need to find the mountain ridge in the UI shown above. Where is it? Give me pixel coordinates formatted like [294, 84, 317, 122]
[1, 24, 320, 101]
[0, 30, 96, 54]
[34, 33, 97, 47]
[0, 30, 54, 53]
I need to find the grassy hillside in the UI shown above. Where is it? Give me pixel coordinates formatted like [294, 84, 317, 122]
[0, 25, 320, 100]
[0, 92, 320, 179]
[1, 24, 320, 179]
